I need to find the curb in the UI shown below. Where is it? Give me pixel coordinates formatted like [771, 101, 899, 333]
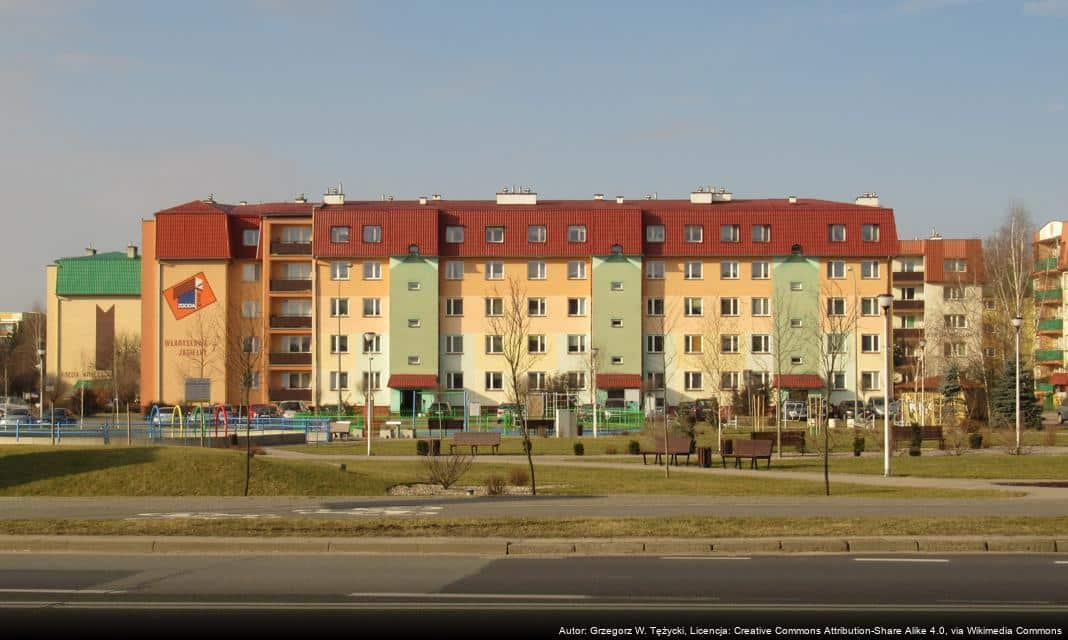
[0, 535, 1063, 555]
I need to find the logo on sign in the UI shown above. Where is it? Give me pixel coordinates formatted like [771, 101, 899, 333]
[164, 272, 217, 320]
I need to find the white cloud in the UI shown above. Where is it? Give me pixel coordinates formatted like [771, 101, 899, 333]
[1024, 0, 1068, 16]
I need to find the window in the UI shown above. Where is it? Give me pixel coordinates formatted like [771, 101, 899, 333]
[720, 224, 740, 243]
[280, 299, 311, 316]
[242, 229, 259, 247]
[826, 333, 846, 353]
[861, 334, 880, 353]
[407, 281, 421, 291]
[752, 261, 770, 279]
[568, 225, 587, 243]
[407, 318, 421, 328]
[281, 227, 311, 244]
[944, 286, 965, 301]
[445, 298, 463, 316]
[720, 297, 739, 316]
[646, 298, 664, 316]
[901, 287, 917, 300]
[944, 342, 967, 357]
[646, 335, 664, 353]
[752, 298, 770, 316]
[827, 261, 846, 279]
[861, 371, 880, 391]
[528, 297, 547, 316]
[720, 261, 739, 279]
[485, 297, 503, 316]
[750, 371, 771, 389]
[281, 336, 311, 353]
[445, 335, 463, 354]
[832, 372, 846, 391]
[485, 226, 504, 243]
[284, 372, 311, 389]
[528, 260, 546, 280]
[790, 318, 804, 328]
[720, 335, 740, 353]
[828, 224, 846, 242]
[242, 336, 260, 354]
[611, 318, 624, 328]
[646, 372, 665, 389]
[720, 371, 740, 390]
[528, 372, 547, 390]
[567, 334, 587, 353]
[485, 372, 503, 391]
[281, 262, 311, 280]
[331, 298, 349, 317]
[331, 261, 350, 280]
[752, 334, 771, 354]
[646, 225, 665, 243]
[827, 297, 846, 316]
[362, 225, 382, 243]
[568, 298, 587, 316]
[485, 335, 503, 354]
[901, 315, 918, 329]
[528, 225, 546, 243]
[790, 356, 804, 366]
[486, 261, 504, 280]
[611, 281, 624, 291]
[568, 260, 587, 279]
[752, 224, 771, 243]
[362, 372, 381, 391]
[685, 225, 704, 243]
[330, 335, 349, 354]
[567, 372, 587, 389]
[685, 297, 703, 316]
[362, 335, 381, 353]
[684, 372, 703, 391]
[790, 281, 804, 291]
[528, 335, 547, 354]
[362, 298, 381, 317]
[645, 261, 665, 279]
[861, 298, 879, 316]
[684, 261, 703, 279]
[610, 356, 624, 365]
[445, 226, 465, 243]
[329, 372, 349, 391]
[984, 299, 996, 310]
[984, 347, 997, 358]
[861, 260, 880, 279]
[684, 335, 703, 354]
[241, 300, 260, 318]
[330, 226, 350, 243]
[944, 259, 967, 273]
[362, 261, 382, 280]
[862, 224, 880, 242]
[444, 261, 464, 280]
[445, 372, 464, 390]
[242, 263, 261, 282]
[944, 314, 968, 329]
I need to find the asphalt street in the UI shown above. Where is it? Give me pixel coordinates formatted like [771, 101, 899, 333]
[0, 553, 1064, 635]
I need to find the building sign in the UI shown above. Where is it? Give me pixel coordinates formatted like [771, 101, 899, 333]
[164, 272, 217, 320]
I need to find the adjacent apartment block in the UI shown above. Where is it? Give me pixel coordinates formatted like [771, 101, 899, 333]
[140, 187, 909, 413]
[1033, 221, 1067, 405]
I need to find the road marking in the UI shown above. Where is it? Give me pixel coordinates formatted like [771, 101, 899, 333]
[940, 599, 1050, 605]
[660, 556, 750, 561]
[125, 512, 281, 521]
[293, 506, 444, 517]
[1055, 561, 1068, 565]
[0, 588, 127, 594]
[854, 558, 949, 563]
[347, 592, 590, 600]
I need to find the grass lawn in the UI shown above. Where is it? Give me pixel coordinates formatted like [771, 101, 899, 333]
[1, 515, 1064, 538]
[0, 445, 1012, 498]
[772, 453, 1068, 479]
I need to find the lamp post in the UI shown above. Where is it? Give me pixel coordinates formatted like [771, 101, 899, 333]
[363, 331, 377, 457]
[36, 346, 45, 418]
[848, 266, 860, 425]
[918, 340, 926, 425]
[591, 347, 599, 438]
[878, 294, 894, 477]
[1012, 315, 1023, 453]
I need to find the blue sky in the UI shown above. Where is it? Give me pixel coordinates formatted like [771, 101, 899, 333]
[1, 0, 1066, 309]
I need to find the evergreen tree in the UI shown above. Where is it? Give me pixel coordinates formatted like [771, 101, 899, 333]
[939, 363, 966, 427]
[992, 359, 1042, 428]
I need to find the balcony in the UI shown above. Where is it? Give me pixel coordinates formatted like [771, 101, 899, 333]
[1034, 257, 1058, 273]
[270, 279, 312, 293]
[892, 271, 924, 283]
[269, 315, 312, 329]
[895, 328, 923, 340]
[1036, 349, 1064, 364]
[270, 241, 312, 256]
[1036, 288, 1063, 304]
[892, 299, 924, 312]
[269, 352, 312, 366]
[271, 388, 311, 402]
[1038, 318, 1063, 334]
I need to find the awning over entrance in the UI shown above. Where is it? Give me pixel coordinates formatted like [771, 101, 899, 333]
[387, 374, 438, 390]
[1050, 373, 1068, 386]
[772, 374, 823, 390]
[595, 374, 642, 389]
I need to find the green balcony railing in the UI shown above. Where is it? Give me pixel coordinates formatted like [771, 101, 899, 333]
[1035, 288, 1063, 302]
[1034, 257, 1058, 272]
[1035, 349, 1064, 363]
[1038, 318, 1063, 333]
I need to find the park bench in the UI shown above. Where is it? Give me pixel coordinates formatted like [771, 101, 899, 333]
[891, 425, 945, 450]
[448, 431, 501, 455]
[640, 436, 692, 466]
[721, 438, 774, 469]
[750, 430, 807, 454]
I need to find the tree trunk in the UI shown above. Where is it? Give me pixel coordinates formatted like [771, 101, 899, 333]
[244, 388, 251, 497]
[521, 410, 536, 496]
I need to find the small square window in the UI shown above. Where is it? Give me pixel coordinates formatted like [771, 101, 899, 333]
[362, 261, 382, 280]
[862, 224, 880, 242]
[528, 260, 547, 280]
[684, 225, 704, 243]
[486, 261, 504, 280]
[752, 224, 771, 243]
[362, 225, 382, 243]
[645, 261, 665, 279]
[330, 226, 350, 243]
[720, 225, 740, 243]
[790, 356, 804, 366]
[528, 225, 546, 243]
[611, 281, 624, 291]
[242, 229, 260, 247]
[790, 281, 803, 291]
[408, 355, 421, 366]
[828, 224, 846, 242]
[720, 262, 739, 279]
[790, 318, 804, 328]
[445, 261, 464, 280]
[568, 225, 587, 243]
[486, 226, 505, 243]
[407, 281, 421, 291]
[408, 318, 421, 328]
[610, 356, 624, 365]
[445, 226, 465, 243]
[568, 261, 587, 279]
[646, 225, 665, 243]
[611, 318, 623, 328]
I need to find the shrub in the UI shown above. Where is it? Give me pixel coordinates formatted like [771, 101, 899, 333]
[508, 467, 530, 487]
[416, 440, 430, 456]
[605, 445, 618, 455]
[943, 428, 969, 456]
[485, 474, 506, 496]
[573, 442, 585, 456]
[627, 440, 641, 455]
[423, 453, 473, 489]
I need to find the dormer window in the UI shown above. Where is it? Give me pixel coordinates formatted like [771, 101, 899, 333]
[684, 225, 704, 243]
[330, 226, 350, 243]
[568, 225, 587, 243]
[486, 226, 505, 243]
[828, 224, 846, 243]
[362, 225, 382, 243]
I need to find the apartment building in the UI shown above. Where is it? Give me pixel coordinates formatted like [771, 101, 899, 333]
[1033, 221, 1067, 405]
[139, 187, 902, 412]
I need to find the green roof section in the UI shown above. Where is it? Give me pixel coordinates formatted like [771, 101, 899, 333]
[55, 251, 141, 296]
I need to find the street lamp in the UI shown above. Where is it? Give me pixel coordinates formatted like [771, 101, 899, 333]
[877, 294, 894, 477]
[363, 331, 377, 457]
[1012, 315, 1023, 453]
[591, 347, 599, 439]
[848, 266, 859, 425]
[918, 339, 926, 425]
[36, 346, 45, 416]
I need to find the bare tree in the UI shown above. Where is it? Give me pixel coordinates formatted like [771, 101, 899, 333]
[225, 315, 264, 497]
[177, 307, 224, 382]
[644, 297, 681, 478]
[694, 309, 744, 454]
[486, 276, 541, 495]
[818, 282, 860, 496]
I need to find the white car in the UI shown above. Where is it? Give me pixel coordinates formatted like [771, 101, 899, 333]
[278, 401, 308, 419]
[152, 406, 177, 426]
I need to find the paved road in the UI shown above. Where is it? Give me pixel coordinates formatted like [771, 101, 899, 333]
[0, 553, 1064, 634]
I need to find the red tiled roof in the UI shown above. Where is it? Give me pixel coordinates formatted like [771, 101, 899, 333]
[1048, 373, 1068, 386]
[896, 239, 984, 284]
[595, 374, 642, 389]
[387, 374, 438, 389]
[772, 374, 824, 389]
[314, 205, 439, 258]
[155, 201, 232, 259]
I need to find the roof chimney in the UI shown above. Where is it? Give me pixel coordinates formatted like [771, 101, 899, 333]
[323, 183, 345, 205]
[432, 194, 442, 201]
[615, 196, 625, 204]
[238, 200, 247, 206]
[788, 195, 798, 205]
[855, 192, 880, 207]
[691, 185, 732, 204]
[418, 196, 428, 205]
[929, 229, 943, 240]
[126, 244, 139, 259]
[84, 246, 97, 257]
[496, 185, 537, 205]
[293, 194, 307, 203]
[593, 193, 605, 201]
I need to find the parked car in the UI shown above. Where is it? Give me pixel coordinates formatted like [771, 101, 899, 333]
[1058, 397, 1068, 424]
[867, 398, 901, 419]
[250, 404, 279, 419]
[278, 401, 308, 418]
[50, 408, 75, 424]
[152, 406, 177, 426]
[0, 406, 32, 426]
[836, 400, 863, 420]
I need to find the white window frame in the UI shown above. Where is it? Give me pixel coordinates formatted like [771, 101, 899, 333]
[445, 372, 464, 390]
[862, 224, 880, 242]
[720, 334, 740, 354]
[330, 226, 350, 243]
[752, 297, 770, 316]
[684, 371, 703, 391]
[645, 261, 665, 279]
[242, 263, 261, 282]
[685, 297, 703, 317]
[861, 260, 880, 279]
[567, 334, 587, 354]
[861, 334, 881, 353]
[720, 261, 740, 279]
[752, 224, 771, 243]
[445, 226, 465, 243]
[485, 261, 504, 280]
[528, 335, 547, 354]
[330, 335, 349, 354]
[567, 260, 587, 279]
[330, 298, 349, 317]
[485, 297, 503, 317]
[362, 225, 382, 243]
[646, 334, 664, 354]
[485, 226, 505, 243]
[684, 261, 703, 280]
[828, 224, 846, 243]
[567, 297, 587, 317]
[242, 229, 259, 247]
[752, 261, 770, 279]
[362, 298, 381, 317]
[329, 371, 349, 391]
[827, 261, 846, 279]
[528, 297, 547, 316]
[445, 298, 463, 317]
[827, 297, 846, 316]
[752, 334, 771, 354]
[528, 260, 547, 280]
[362, 261, 382, 280]
[684, 225, 704, 243]
[568, 225, 587, 243]
[528, 225, 546, 243]
[330, 261, 350, 280]
[646, 224, 665, 243]
[684, 334, 703, 354]
[485, 335, 503, 354]
[444, 261, 464, 280]
[485, 372, 503, 391]
[646, 298, 664, 317]
[445, 335, 464, 354]
[720, 297, 740, 316]
[720, 224, 740, 243]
